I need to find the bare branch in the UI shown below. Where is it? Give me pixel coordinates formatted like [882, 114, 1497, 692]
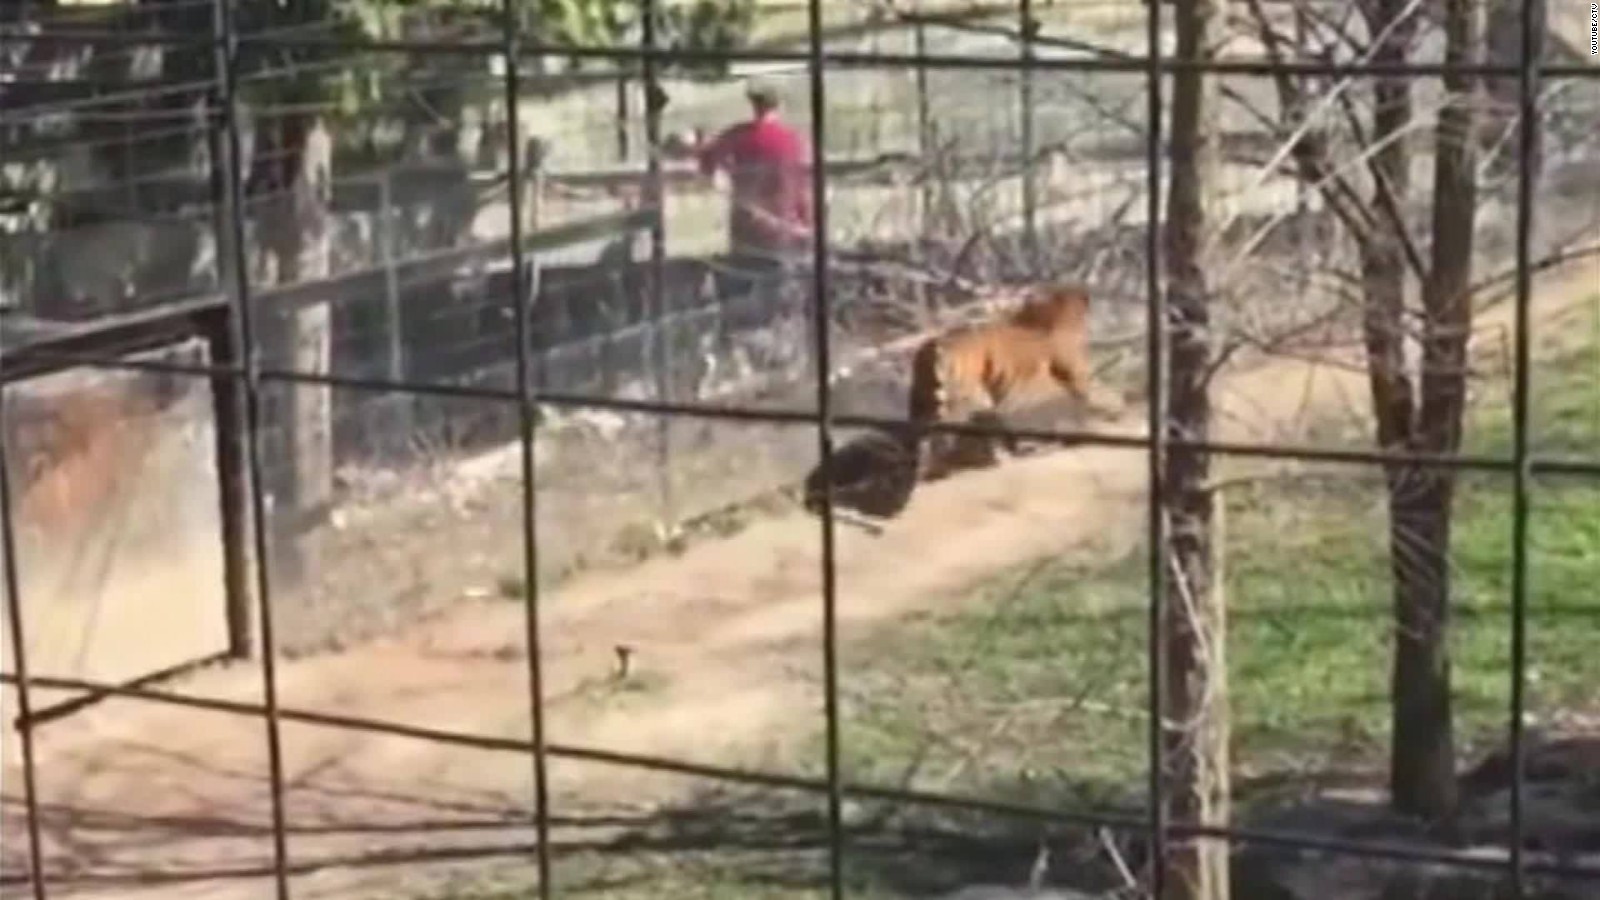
[1328, 85, 1430, 282]
[1470, 242, 1600, 317]
[1215, 109, 1440, 292]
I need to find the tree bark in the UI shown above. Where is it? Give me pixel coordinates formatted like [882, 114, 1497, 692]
[1387, 0, 1482, 823]
[1161, 1, 1227, 897]
[1260, 0, 1485, 827]
[1359, 0, 1420, 458]
[253, 113, 333, 585]
[1482, 0, 1544, 175]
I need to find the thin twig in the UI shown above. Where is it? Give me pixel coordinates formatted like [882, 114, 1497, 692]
[1099, 826, 1139, 892]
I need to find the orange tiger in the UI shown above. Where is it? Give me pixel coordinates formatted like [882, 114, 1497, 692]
[906, 282, 1113, 477]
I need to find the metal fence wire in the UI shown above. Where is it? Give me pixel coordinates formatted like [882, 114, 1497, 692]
[3, 1, 1600, 899]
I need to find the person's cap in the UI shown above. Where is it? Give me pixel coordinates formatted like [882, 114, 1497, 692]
[745, 79, 781, 107]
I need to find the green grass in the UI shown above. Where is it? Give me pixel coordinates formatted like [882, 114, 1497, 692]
[837, 294, 1600, 813]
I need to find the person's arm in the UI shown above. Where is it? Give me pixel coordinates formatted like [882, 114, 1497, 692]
[694, 125, 737, 177]
[794, 158, 815, 235]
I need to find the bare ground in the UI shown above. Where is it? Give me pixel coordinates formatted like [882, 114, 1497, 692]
[2, 265, 1595, 900]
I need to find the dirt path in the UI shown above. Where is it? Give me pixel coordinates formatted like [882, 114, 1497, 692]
[2, 269, 1594, 900]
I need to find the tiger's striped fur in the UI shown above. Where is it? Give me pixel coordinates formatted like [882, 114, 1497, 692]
[906, 283, 1100, 477]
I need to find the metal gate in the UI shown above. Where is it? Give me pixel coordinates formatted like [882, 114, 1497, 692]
[1, 305, 246, 731]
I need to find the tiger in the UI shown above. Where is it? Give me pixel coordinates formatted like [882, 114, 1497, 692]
[906, 282, 1120, 479]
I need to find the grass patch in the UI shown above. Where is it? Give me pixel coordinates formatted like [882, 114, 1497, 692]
[838, 294, 1600, 812]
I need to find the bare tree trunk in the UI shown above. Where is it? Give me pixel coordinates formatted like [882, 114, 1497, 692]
[1359, 0, 1419, 459]
[1255, 0, 1485, 826]
[255, 113, 333, 584]
[1388, 0, 1483, 823]
[1482, 0, 1544, 175]
[286, 118, 333, 516]
[1351, 0, 1462, 824]
[1161, 0, 1227, 896]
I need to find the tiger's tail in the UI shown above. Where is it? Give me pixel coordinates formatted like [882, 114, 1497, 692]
[908, 337, 947, 425]
[904, 337, 948, 470]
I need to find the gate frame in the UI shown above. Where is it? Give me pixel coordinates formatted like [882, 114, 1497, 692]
[0, 295, 252, 727]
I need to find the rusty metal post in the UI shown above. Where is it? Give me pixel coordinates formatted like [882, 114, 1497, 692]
[642, 0, 675, 532]
[1018, 0, 1039, 270]
[203, 305, 254, 660]
[378, 172, 413, 451]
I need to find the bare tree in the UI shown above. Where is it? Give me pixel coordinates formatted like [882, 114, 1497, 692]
[1241, 0, 1493, 820]
[1162, 0, 1229, 896]
[250, 111, 335, 584]
[1389, 0, 1481, 820]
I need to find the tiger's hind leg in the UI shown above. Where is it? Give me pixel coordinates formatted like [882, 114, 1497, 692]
[969, 409, 1021, 459]
[921, 416, 1000, 481]
[924, 409, 1010, 480]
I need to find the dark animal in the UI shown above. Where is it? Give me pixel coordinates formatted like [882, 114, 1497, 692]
[802, 426, 920, 524]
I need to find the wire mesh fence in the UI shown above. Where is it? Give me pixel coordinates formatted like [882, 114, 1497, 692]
[3, 0, 1600, 898]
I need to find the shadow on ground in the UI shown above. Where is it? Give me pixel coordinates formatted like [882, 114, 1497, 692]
[10, 734, 1600, 900]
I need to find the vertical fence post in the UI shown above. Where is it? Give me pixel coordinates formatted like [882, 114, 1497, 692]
[1507, 0, 1545, 892]
[211, 0, 293, 892]
[525, 138, 548, 392]
[205, 114, 254, 661]
[1291, 3, 1310, 297]
[1143, 0, 1170, 893]
[527, 142, 545, 233]
[616, 72, 632, 163]
[1211, 491, 1231, 896]
[801, 0, 845, 893]
[0, 316, 49, 900]
[378, 171, 411, 453]
[913, 4, 932, 237]
[497, 4, 555, 896]
[642, 0, 675, 533]
[1018, 0, 1038, 271]
[205, 305, 254, 660]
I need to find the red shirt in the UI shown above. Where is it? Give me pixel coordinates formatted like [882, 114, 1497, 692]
[696, 112, 814, 256]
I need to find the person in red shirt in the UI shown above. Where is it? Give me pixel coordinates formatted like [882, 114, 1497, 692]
[662, 80, 817, 378]
[689, 80, 815, 267]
